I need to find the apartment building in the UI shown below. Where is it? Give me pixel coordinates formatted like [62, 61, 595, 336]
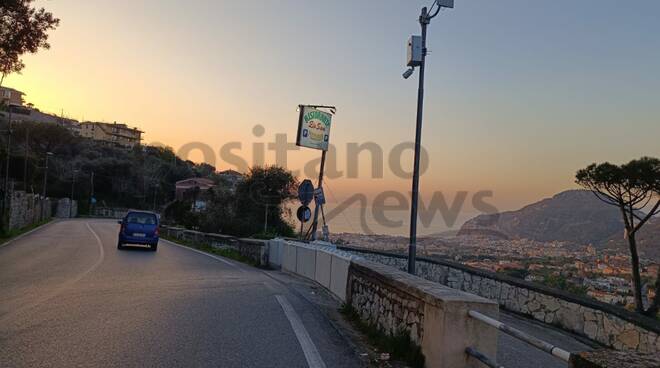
[0, 86, 25, 106]
[80, 121, 143, 148]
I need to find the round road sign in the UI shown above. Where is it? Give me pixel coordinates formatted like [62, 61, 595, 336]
[298, 179, 314, 206]
[296, 205, 312, 223]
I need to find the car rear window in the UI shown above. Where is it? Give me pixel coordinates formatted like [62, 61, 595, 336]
[126, 212, 157, 225]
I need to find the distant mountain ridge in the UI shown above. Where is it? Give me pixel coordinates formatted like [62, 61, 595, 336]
[458, 189, 660, 260]
[458, 190, 623, 245]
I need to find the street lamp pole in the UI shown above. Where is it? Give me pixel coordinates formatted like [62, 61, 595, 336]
[405, 0, 453, 275]
[42, 152, 53, 198]
[69, 168, 78, 218]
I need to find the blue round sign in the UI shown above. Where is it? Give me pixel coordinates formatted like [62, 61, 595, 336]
[298, 179, 314, 206]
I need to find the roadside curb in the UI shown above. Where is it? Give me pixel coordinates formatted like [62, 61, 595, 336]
[0, 219, 59, 249]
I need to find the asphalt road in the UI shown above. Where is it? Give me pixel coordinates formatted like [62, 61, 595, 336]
[497, 310, 593, 368]
[0, 219, 359, 368]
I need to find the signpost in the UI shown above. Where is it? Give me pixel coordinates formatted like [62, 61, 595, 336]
[296, 105, 335, 240]
[296, 106, 333, 151]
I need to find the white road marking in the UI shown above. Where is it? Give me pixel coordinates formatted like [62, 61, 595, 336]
[85, 222, 106, 272]
[160, 238, 238, 268]
[275, 294, 327, 368]
[0, 221, 105, 326]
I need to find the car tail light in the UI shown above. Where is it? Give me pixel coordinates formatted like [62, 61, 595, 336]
[154, 227, 159, 236]
[120, 223, 125, 234]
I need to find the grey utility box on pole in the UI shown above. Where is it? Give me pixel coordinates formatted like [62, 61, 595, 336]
[407, 36, 423, 67]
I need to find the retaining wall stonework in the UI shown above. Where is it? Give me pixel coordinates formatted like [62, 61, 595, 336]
[160, 226, 268, 267]
[339, 246, 660, 354]
[348, 258, 498, 368]
[54, 198, 77, 218]
[569, 349, 660, 368]
[8, 191, 52, 230]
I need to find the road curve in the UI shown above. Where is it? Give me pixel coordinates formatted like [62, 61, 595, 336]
[0, 219, 359, 368]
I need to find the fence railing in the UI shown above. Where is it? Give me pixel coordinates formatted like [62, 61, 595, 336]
[466, 310, 571, 367]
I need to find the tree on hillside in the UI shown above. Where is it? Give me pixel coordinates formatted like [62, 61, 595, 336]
[234, 166, 297, 237]
[576, 157, 660, 315]
[195, 166, 297, 237]
[0, 0, 59, 87]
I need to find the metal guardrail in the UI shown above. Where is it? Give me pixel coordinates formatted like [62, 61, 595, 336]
[465, 347, 504, 368]
[466, 310, 571, 367]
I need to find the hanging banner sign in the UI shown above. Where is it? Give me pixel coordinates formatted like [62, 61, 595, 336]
[296, 106, 332, 151]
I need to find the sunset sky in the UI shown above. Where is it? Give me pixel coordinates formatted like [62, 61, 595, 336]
[5, 0, 660, 226]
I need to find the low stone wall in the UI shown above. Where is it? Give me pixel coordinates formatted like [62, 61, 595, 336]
[339, 246, 660, 354]
[269, 239, 500, 368]
[348, 258, 498, 368]
[569, 349, 660, 367]
[55, 198, 77, 218]
[160, 226, 268, 267]
[92, 207, 127, 218]
[8, 191, 52, 230]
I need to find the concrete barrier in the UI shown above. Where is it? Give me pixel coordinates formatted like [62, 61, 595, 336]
[267, 238, 284, 268]
[329, 253, 351, 302]
[314, 249, 332, 290]
[295, 243, 317, 279]
[281, 241, 298, 273]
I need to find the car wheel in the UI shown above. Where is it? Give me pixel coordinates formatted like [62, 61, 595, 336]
[117, 241, 124, 250]
[150, 243, 158, 252]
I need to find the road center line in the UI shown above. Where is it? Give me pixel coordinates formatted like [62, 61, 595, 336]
[275, 294, 327, 368]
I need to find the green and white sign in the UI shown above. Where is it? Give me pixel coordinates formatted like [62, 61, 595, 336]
[296, 106, 332, 151]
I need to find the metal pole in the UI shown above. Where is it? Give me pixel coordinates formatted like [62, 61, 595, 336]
[4, 107, 12, 200]
[152, 183, 157, 211]
[408, 7, 429, 275]
[23, 128, 28, 191]
[468, 310, 572, 362]
[264, 203, 268, 233]
[310, 149, 327, 240]
[70, 168, 76, 218]
[42, 153, 50, 198]
[465, 347, 504, 368]
[90, 171, 95, 213]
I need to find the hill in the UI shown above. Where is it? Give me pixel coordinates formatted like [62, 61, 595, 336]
[458, 190, 624, 245]
[605, 218, 660, 261]
[458, 189, 660, 260]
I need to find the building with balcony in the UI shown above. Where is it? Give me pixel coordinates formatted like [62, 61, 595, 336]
[80, 121, 143, 148]
[0, 86, 25, 106]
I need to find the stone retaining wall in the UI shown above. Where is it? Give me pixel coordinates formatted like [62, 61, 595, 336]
[8, 191, 52, 230]
[54, 198, 77, 218]
[91, 207, 128, 218]
[569, 349, 660, 367]
[160, 226, 268, 267]
[340, 246, 660, 354]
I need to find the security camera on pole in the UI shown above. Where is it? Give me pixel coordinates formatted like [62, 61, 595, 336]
[295, 104, 336, 241]
[403, 0, 454, 275]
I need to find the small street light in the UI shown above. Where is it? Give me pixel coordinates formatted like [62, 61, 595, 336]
[42, 152, 53, 198]
[404, 0, 454, 275]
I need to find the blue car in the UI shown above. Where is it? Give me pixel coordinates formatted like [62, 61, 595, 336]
[117, 211, 160, 251]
